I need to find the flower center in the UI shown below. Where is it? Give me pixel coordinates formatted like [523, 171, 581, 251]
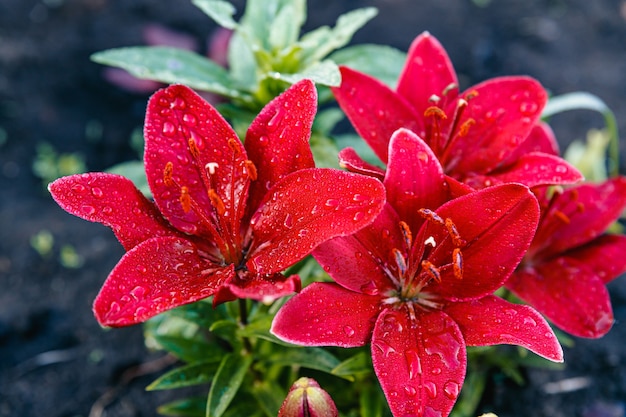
[383, 209, 466, 313]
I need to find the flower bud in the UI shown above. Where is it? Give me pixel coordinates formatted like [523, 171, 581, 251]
[278, 377, 338, 417]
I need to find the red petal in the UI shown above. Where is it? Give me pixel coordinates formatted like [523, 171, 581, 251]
[563, 234, 626, 284]
[247, 168, 386, 274]
[337, 147, 386, 180]
[397, 32, 459, 118]
[245, 80, 317, 213]
[221, 272, 301, 304]
[48, 173, 175, 250]
[425, 184, 539, 300]
[507, 259, 614, 338]
[144, 84, 250, 240]
[505, 122, 560, 161]
[313, 204, 402, 293]
[371, 308, 466, 417]
[384, 128, 448, 232]
[332, 66, 421, 163]
[271, 283, 381, 347]
[445, 295, 563, 362]
[445, 77, 547, 177]
[531, 177, 626, 258]
[470, 152, 583, 189]
[93, 236, 232, 327]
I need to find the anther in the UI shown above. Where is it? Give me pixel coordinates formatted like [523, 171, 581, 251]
[245, 160, 258, 181]
[424, 106, 448, 120]
[452, 248, 463, 279]
[227, 138, 241, 154]
[163, 162, 174, 187]
[392, 248, 407, 277]
[208, 189, 226, 216]
[553, 210, 570, 224]
[444, 218, 466, 247]
[442, 83, 458, 97]
[464, 89, 479, 100]
[458, 119, 475, 137]
[421, 260, 441, 283]
[188, 138, 200, 159]
[180, 186, 191, 213]
[399, 221, 413, 249]
[418, 208, 445, 226]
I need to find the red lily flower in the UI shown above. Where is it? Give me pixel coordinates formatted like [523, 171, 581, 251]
[272, 129, 563, 417]
[506, 177, 626, 338]
[332, 31, 582, 189]
[49, 80, 386, 327]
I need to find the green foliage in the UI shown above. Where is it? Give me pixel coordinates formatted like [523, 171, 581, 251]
[32, 142, 86, 187]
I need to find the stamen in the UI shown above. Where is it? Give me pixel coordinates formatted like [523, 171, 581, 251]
[399, 221, 413, 249]
[418, 208, 445, 226]
[180, 186, 191, 213]
[227, 138, 241, 154]
[452, 248, 463, 279]
[188, 138, 200, 159]
[464, 89, 479, 100]
[163, 162, 174, 187]
[458, 119, 475, 137]
[442, 83, 458, 97]
[444, 218, 466, 247]
[424, 106, 448, 120]
[245, 160, 258, 181]
[424, 236, 437, 247]
[429, 94, 441, 104]
[421, 260, 441, 283]
[206, 162, 219, 175]
[576, 202, 585, 213]
[554, 210, 571, 224]
[392, 248, 407, 277]
[208, 189, 226, 216]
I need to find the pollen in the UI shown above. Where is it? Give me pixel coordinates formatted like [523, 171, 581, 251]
[188, 138, 200, 159]
[418, 208, 445, 226]
[554, 210, 571, 224]
[465, 89, 479, 100]
[445, 218, 465, 247]
[399, 221, 413, 249]
[452, 248, 463, 279]
[392, 248, 407, 277]
[208, 189, 226, 216]
[227, 138, 241, 155]
[163, 162, 174, 187]
[245, 160, 258, 181]
[180, 186, 191, 213]
[458, 119, 476, 137]
[424, 106, 448, 120]
[421, 260, 441, 283]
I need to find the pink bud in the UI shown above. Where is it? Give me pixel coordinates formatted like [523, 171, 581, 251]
[278, 378, 338, 417]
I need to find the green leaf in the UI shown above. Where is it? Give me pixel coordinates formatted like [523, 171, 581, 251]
[192, 0, 238, 29]
[330, 44, 407, 89]
[543, 91, 619, 175]
[168, 300, 227, 329]
[269, 59, 341, 87]
[251, 381, 285, 417]
[331, 351, 371, 379]
[210, 320, 243, 352]
[301, 7, 378, 64]
[206, 353, 254, 417]
[106, 160, 150, 197]
[269, 0, 306, 51]
[153, 334, 226, 363]
[310, 133, 339, 168]
[158, 397, 207, 417]
[92, 47, 249, 101]
[266, 347, 343, 376]
[147, 360, 221, 391]
[359, 383, 387, 417]
[227, 31, 258, 92]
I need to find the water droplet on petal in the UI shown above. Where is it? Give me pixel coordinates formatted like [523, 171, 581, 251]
[353, 211, 364, 222]
[173, 97, 186, 109]
[71, 184, 86, 194]
[373, 340, 397, 357]
[424, 381, 438, 399]
[284, 213, 294, 229]
[109, 301, 121, 315]
[343, 326, 355, 337]
[101, 206, 112, 215]
[404, 385, 417, 397]
[182, 113, 197, 126]
[162, 122, 176, 136]
[325, 199, 339, 209]
[81, 205, 96, 215]
[519, 101, 538, 115]
[524, 317, 537, 327]
[443, 381, 460, 400]
[405, 349, 422, 379]
[91, 187, 103, 197]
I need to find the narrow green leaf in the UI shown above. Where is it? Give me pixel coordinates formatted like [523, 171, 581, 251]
[543, 91, 619, 175]
[269, 0, 306, 50]
[157, 397, 207, 417]
[206, 354, 254, 417]
[210, 320, 243, 352]
[238, 0, 279, 50]
[269, 60, 341, 87]
[147, 361, 220, 391]
[91, 47, 248, 100]
[192, 0, 238, 29]
[227, 31, 258, 91]
[330, 44, 407, 89]
[169, 300, 227, 329]
[251, 381, 285, 417]
[153, 334, 226, 363]
[331, 351, 371, 379]
[266, 347, 343, 376]
[359, 383, 386, 417]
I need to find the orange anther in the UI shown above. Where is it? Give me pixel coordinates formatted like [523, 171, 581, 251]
[163, 162, 174, 187]
[554, 210, 571, 224]
[208, 189, 226, 216]
[188, 138, 200, 159]
[444, 218, 465, 247]
[452, 248, 463, 279]
[464, 89, 479, 100]
[398, 221, 413, 249]
[227, 138, 241, 155]
[180, 186, 191, 213]
[424, 106, 448, 120]
[458, 119, 476, 137]
[421, 260, 441, 283]
[245, 160, 258, 181]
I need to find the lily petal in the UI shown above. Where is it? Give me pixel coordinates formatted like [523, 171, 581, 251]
[397, 31, 459, 118]
[445, 77, 547, 177]
[562, 234, 626, 284]
[271, 283, 381, 347]
[93, 236, 232, 327]
[337, 147, 386, 180]
[245, 79, 317, 213]
[444, 295, 563, 362]
[384, 128, 448, 232]
[427, 184, 539, 300]
[48, 173, 175, 250]
[220, 271, 301, 304]
[371, 308, 466, 417]
[332, 66, 421, 163]
[507, 260, 615, 338]
[144, 84, 250, 240]
[505, 122, 560, 160]
[248, 168, 386, 275]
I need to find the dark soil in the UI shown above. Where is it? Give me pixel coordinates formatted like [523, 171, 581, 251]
[2, 1, 626, 416]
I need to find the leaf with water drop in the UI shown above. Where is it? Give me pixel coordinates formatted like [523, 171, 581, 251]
[147, 360, 221, 391]
[206, 353, 253, 417]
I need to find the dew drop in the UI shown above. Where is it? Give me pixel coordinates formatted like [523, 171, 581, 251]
[555, 165, 568, 174]
[109, 301, 121, 314]
[298, 229, 309, 237]
[405, 349, 422, 379]
[182, 113, 197, 126]
[258, 135, 269, 145]
[267, 109, 283, 130]
[173, 97, 186, 109]
[91, 187, 103, 197]
[343, 325, 355, 337]
[283, 213, 294, 229]
[81, 205, 96, 215]
[443, 381, 460, 399]
[424, 381, 438, 399]
[134, 306, 148, 319]
[360, 280, 379, 295]
[404, 385, 417, 397]
[101, 206, 112, 215]
[130, 286, 147, 300]
[519, 101, 538, 115]
[524, 317, 537, 327]
[71, 184, 86, 194]
[162, 122, 176, 136]
[431, 367, 442, 375]
[325, 199, 340, 209]
[353, 211, 364, 222]
[373, 340, 397, 357]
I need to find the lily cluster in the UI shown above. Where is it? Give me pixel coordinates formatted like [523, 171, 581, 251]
[49, 32, 626, 417]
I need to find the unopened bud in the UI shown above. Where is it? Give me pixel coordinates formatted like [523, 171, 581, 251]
[278, 377, 338, 417]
